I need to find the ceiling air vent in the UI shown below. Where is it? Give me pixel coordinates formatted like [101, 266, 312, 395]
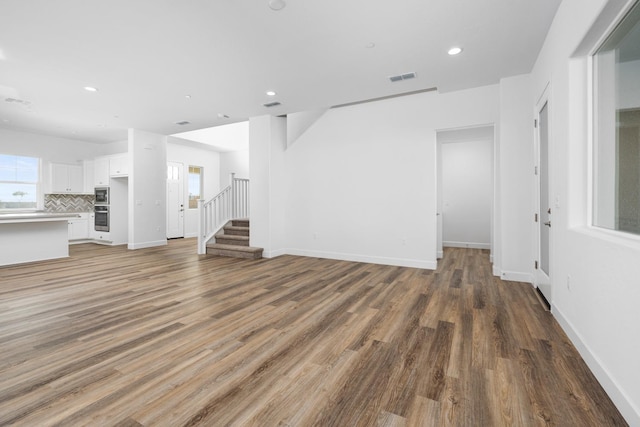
[263, 101, 281, 108]
[388, 72, 417, 82]
[175, 120, 190, 125]
[5, 97, 31, 106]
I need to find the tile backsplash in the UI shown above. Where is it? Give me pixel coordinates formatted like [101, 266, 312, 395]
[45, 194, 94, 213]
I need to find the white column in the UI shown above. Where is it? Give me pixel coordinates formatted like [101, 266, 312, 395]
[249, 115, 287, 257]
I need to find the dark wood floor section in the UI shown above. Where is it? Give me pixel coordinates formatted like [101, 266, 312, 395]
[0, 240, 627, 426]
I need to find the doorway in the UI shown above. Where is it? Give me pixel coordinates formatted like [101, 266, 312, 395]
[167, 162, 184, 239]
[535, 95, 552, 304]
[437, 125, 495, 259]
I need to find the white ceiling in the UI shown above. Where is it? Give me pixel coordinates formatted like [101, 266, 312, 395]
[173, 121, 249, 152]
[0, 0, 562, 145]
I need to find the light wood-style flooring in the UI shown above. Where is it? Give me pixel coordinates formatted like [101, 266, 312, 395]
[0, 239, 627, 426]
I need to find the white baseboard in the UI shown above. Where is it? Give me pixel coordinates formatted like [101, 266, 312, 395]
[285, 248, 437, 270]
[443, 241, 491, 250]
[492, 265, 501, 277]
[437, 250, 444, 259]
[263, 248, 288, 258]
[498, 270, 533, 284]
[127, 240, 167, 250]
[554, 306, 639, 426]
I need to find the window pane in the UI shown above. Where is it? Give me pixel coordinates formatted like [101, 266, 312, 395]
[188, 166, 202, 209]
[0, 183, 37, 209]
[0, 154, 40, 210]
[593, 1, 640, 235]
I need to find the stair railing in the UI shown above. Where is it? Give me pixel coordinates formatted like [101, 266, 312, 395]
[198, 173, 250, 254]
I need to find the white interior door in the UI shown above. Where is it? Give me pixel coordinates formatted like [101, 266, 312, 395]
[436, 140, 444, 259]
[167, 162, 184, 239]
[536, 100, 552, 303]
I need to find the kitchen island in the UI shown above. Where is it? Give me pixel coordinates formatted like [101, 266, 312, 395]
[0, 212, 80, 267]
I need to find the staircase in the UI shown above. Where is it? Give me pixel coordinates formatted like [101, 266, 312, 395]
[206, 219, 263, 259]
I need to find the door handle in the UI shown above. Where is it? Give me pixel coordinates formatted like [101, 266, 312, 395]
[544, 221, 551, 227]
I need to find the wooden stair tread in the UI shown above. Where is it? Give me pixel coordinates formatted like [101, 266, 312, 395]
[216, 234, 249, 241]
[206, 243, 263, 253]
[224, 225, 249, 231]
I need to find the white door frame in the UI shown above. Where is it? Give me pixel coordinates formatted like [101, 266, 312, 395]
[534, 85, 552, 305]
[167, 161, 185, 239]
[436, 124, 496, 263]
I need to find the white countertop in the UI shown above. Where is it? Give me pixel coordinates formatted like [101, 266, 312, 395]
[0, 212, 81, 224]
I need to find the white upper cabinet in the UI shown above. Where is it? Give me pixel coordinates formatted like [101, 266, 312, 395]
[94, 157, 110, 187]
[83, 160, 95, 193]
[109, 154, 129, 177]
[50, 163, 84, 193]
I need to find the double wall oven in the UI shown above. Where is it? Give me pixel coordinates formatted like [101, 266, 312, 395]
[94, 187, 109, 232]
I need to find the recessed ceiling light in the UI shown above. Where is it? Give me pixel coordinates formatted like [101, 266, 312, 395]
[217, 113, 230, 119]
[448, 47, 463, 56]
[365, 42, 376, 49]
[266, 90, 276, 96]
[84, 86, 98, 92]
[185, 95, 192, 99]
[268, 0, 286, 11]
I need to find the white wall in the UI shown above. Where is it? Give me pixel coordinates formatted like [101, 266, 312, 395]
[498, 74, 535, 282]
[0, 128, 110, 162]
[220, 149, 250, 184]
[166, 137, 221, 238]
[250, 84, 500, 269]
[440, 134, 493, 249]
[128, 129, 167, 249]
[530, 0, 640, 423]
[102, 139, 129, 155]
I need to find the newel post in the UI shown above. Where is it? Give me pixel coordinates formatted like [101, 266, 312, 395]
[197, 198, 205, 255]
[230, 172, 236, 218]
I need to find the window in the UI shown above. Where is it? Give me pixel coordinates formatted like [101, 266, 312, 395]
[188, 166, 203, 209]
[593, 1, 640, 235]
[0, 154, 40, 210]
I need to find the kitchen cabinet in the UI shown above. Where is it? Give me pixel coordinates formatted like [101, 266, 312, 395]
[83, 160, 95, 193]
[68, 213, 90, 241]
[93, 231, 111, 243]
[51, 163, 84, 193]
[94, 157, 110, 186]
[110, 154, 129, 177]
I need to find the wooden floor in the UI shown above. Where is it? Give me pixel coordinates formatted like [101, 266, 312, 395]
[0, 239, 627, 426]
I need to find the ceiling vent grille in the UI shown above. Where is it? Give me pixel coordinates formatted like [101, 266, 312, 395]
[175, 120, 190, 125]
[263, 101, 281, 108]
[388, 72, 417, 82]
[5, 97, 31, 105]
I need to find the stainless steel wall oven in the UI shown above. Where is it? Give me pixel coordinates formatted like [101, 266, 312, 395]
[94, 206, 109, 232]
